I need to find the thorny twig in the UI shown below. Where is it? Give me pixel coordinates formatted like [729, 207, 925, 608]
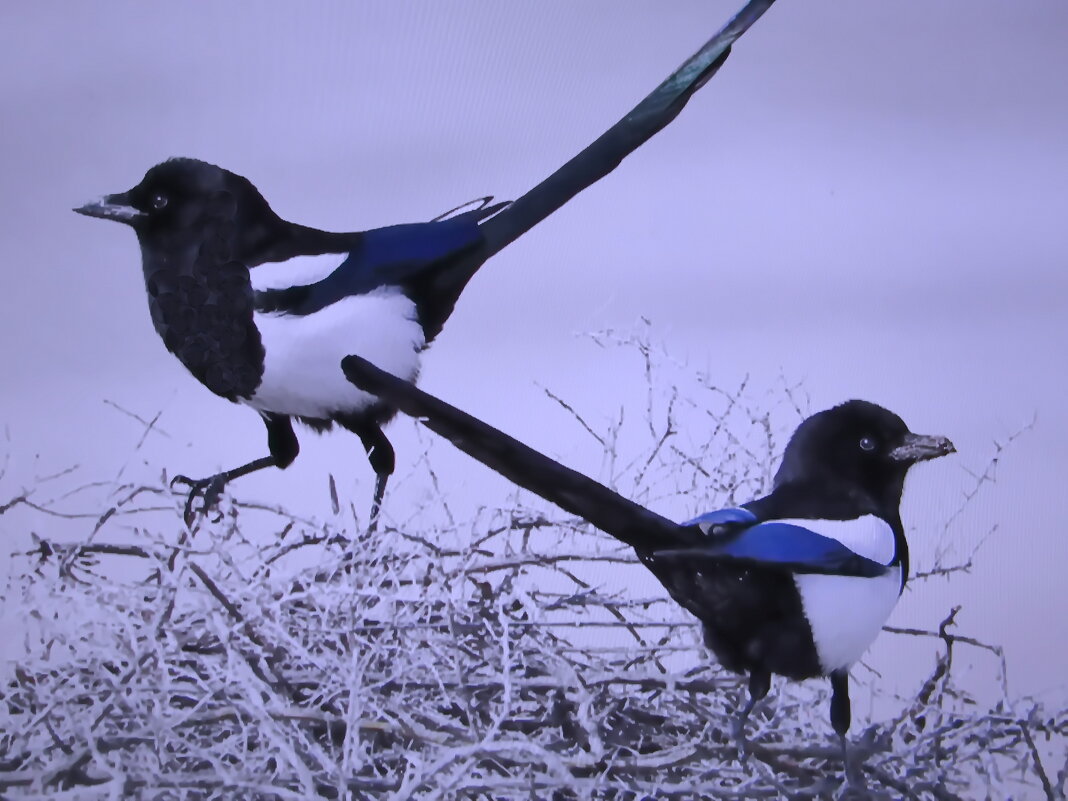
[0, 340, 1059, 800]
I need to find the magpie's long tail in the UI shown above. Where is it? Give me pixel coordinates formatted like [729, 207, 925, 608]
[418, 0, 777, 341]
[342, 355, 704, 554]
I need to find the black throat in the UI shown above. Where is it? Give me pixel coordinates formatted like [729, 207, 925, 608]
[138, 222, 265, 402]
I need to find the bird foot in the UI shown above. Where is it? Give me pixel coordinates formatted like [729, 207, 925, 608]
[365, 505, 382, 537]
[731, 716, 752, 764]
[170, 473, 228, 526]
[839, 735, 869, 791]
[365, 473, 388, 536]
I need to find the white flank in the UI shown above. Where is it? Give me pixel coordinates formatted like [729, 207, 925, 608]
[784, 515, 903, 672]
[245, 287, 424, 419]
[250, 253, 344, 292]
[795, 568, 902, 672]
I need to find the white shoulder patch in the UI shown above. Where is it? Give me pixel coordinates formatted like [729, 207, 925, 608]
[773, 515, 896, 565]
[251, 253, 345, 292]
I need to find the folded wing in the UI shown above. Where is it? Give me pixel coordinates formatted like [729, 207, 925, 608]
[657, 519, 890, 578]
[257, 213, 494, 317]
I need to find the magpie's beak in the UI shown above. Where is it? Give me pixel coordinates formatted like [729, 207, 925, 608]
[73, 192, 145, 224]
[890, 432, 956, 463]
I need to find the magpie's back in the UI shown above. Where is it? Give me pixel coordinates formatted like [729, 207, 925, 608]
[400, 200, 508, 342]
[251, 200, 506, 342]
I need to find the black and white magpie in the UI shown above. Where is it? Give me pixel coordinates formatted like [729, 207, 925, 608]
[75, 160, 505, 525]
[341, 355, 956, 755]
[72, 0, 777, 526]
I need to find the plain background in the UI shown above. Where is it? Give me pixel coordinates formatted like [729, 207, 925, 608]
[1, 2, 1065, 708]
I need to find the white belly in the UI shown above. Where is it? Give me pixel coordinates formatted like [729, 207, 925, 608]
[782, 515, 903, 672]
[245, 288, 425, 419]
[795, 567, 902, 672]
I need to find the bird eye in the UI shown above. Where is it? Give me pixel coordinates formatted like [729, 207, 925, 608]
[859, 436, 876, 452]
[150, 193, 168, 210]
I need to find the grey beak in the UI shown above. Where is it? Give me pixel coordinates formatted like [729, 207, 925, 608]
[73, 192, 145, 224]
[889, 432, 956, 463]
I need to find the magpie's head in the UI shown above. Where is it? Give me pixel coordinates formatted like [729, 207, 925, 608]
[74, 158, 278, 251]
[773, 400, 955, 512]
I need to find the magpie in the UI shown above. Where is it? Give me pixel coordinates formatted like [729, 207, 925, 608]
[74, 159, 507, 526]
[341, 355, 956, 757]
[72, 0, 776, 526]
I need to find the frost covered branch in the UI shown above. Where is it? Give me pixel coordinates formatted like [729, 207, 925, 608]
[1, 338, 1060, 800]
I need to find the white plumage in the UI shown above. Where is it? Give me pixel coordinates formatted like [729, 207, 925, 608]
[250, 253, 341, 292]
[783, 515, 904, 672]
[245, 287, 424, 419]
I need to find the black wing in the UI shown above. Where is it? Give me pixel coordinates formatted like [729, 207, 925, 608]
[341, 355, 702, 554]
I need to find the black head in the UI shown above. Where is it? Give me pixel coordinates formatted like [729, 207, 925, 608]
[773, 400, 955, 514]
[74, 158, 280, 256]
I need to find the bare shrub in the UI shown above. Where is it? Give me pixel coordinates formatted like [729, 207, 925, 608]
[1, 333, 1063, 800]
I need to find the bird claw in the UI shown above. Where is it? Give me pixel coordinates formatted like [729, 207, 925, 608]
[731, 716, 751, 764]
[838, 734, 870, 791]
[170, 473, 228, 526]
[169, 473, 195, 490]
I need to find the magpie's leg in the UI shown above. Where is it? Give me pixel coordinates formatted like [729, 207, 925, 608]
[172, 413, 298, 526]
[363, 427, 395, 534]
[337, 417, 395, 534]
[830, 669, 866, 786]
[733, 670, 770, 761]
[171, 457, 274, 524]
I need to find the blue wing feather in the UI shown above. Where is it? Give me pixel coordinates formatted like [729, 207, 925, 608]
[260, 216, 485, 316]
[662, 515, 889, 578]
[346, 218, 484, 285]
[321, 217, 484, 297]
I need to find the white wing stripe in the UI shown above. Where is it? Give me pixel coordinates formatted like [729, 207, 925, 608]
[250, 253, 345, 292]
[772, 515, 896, 565]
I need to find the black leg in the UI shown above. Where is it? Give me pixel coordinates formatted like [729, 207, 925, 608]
[733, 670, 770, 760]
[361, 426, 394, 534]
[830, 669, 851, 741]
[367, 471, 389, 533]
[336, 416, 395, 533]
[264, 413, 300, 468]
[830, 669, 866, 785]
[172, 414, 297, 525]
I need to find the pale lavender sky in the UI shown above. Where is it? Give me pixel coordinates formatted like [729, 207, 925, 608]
[1, 2, 1066, 701]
